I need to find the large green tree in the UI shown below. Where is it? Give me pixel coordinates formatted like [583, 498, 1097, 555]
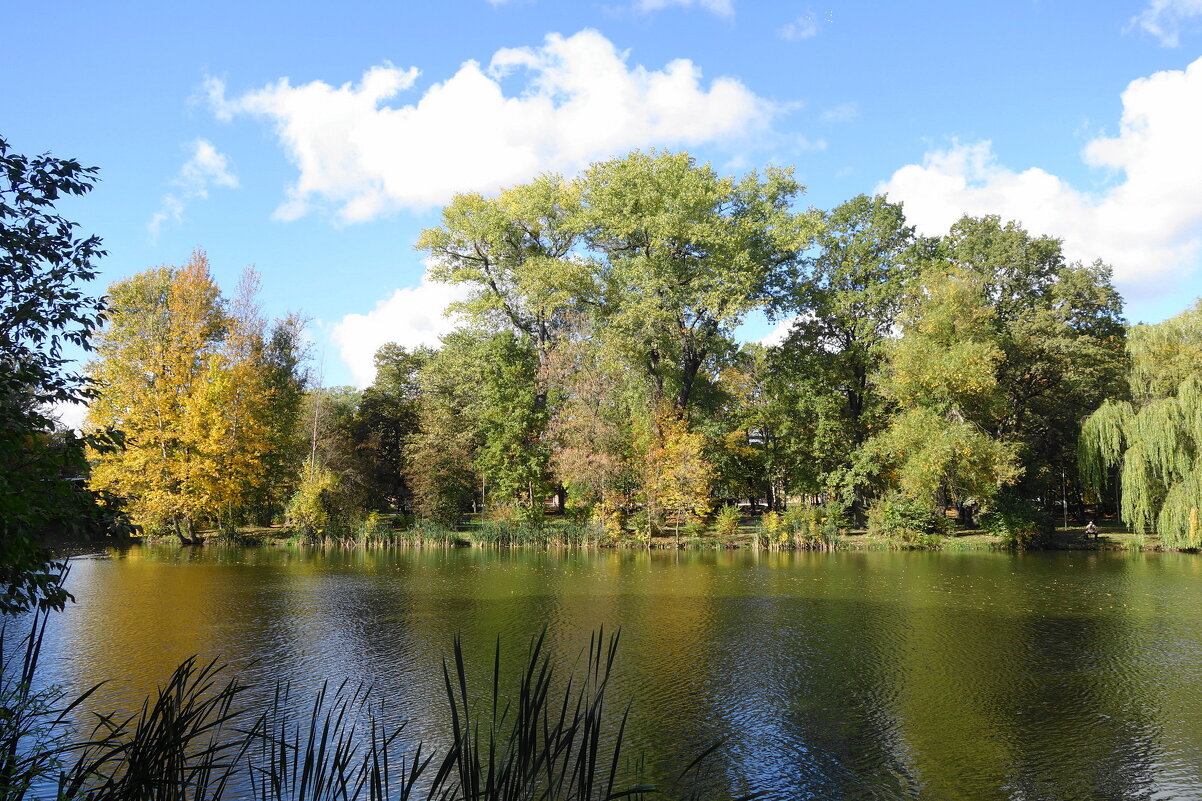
[938, 216, 1127, 506]
[1080, 301, 1202, 545]
[858, 265, 1019, 525]
[768, 194, 919, 501]
[582, 150, 814, 415]
[352, 344, 430, 513]
[777, 195, 918, 444]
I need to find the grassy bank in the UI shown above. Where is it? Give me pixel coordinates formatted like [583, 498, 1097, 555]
[128, 516, 1164, 553]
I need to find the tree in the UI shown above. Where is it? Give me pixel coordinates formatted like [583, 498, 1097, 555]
[418, 175, 589, 381]
[856, 266, 1019, 526]
[419, 176, 589, 510]
[0, 137, 122, 612]
[1080, 301, 1202, 545]
[404, 335, 481, 526]
[637, 404, 714, 542]
[88, 256, 227, 541]
[474, 333, 553, 522]
[581, 151, 814, 415]
[352, 344, 429, 513]
[247, 312, 309, 523]
[88, 255, 307, 541]
[938, 216, 1127, 505]
[775, 195, 918, 450]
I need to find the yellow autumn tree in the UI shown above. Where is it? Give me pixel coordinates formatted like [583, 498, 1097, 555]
[88, 253, 300, 542]
[89, 252, 226, 540]
[636, 404, 714, 543]
[183, 269, 278, 531]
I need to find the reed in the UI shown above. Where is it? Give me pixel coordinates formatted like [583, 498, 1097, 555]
[2, 613, 738, 800]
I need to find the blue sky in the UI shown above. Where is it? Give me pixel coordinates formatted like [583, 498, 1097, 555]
[6, 0, 1202, 390]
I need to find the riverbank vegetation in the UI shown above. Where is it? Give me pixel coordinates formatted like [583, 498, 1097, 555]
[74, 151, 1202, 552]
[5, 138, 1201, 559]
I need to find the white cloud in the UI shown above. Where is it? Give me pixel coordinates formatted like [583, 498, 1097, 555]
[819, 102, 857, 124]
[759, 316, 795, 346]
[206, 29, 773, 223]
[331, 267, 470, 386]
[149, 139, 239, 236]
[1131, 0, 1202, 47]
[635, 0, 733, 16]
[49, 400, 88, 432]
[877, 55, 1202, 295]
[778, 13, 819, 41]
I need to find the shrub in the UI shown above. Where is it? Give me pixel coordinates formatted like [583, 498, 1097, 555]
[868, 493, 947, 543]
[779, 502, 845, 549]
[758, 510, 782, 546]
[712, 504, 742, 538]
[981, 496, 1052, 549]
[358, 510, 395, 543]
[286, 461, 338, 537]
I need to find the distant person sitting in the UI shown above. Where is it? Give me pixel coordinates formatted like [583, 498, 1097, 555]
[1084, 521, 1099, 539]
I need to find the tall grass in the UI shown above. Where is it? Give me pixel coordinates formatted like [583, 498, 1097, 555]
[1, 616, 736, 800]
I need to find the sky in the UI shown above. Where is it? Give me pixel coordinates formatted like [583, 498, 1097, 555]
[6, 0, 1202, 396]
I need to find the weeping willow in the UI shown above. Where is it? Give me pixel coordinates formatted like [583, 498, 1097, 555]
[1080, 302, 1202, 547]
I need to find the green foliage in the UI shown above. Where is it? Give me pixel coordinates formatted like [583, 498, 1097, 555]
[0, 137, 130, 612]
[854, 408, 1019, 516]
[770, 195, 917, 481]
[1078, 399, 1132, 491]
[758, 509, 782, 544]
[474, 334, 553, 517]
[352, 344, 429, 514]
[284, 460, 359, 540]
[712, 504, 741, 537]
[981, 494, 1052, 549]
[1127, 301, 1202, 402]
[868, 493, 948, 543]
[1079, 304, 1202, 546]
[582, 150, 815, 413]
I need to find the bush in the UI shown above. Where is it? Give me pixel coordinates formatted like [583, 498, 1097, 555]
[981, 496, 1052, 549]
[627, 507, 661, 540]
[758, 510, 782, 546]
[285, 461, 361, 541]
[593, 500, 626, 540]
[779, 502, 845, 549]
[868, 493, 948, 544]
[712, 504, 741, 538]
[357, 510, 396, 543]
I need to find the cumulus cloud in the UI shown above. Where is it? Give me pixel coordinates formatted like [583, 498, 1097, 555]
[1131, 0, 1202, 47]
[49, 400, 88, 432]
[759, 316, 796, 346]
[778, 13, 820, 41]
[331, 267, 470, 386]
[205, 29, 774, 223]
[635, 0, 734, 16]
[149, 139, 239, 237]
[877, 56, 1202, 295]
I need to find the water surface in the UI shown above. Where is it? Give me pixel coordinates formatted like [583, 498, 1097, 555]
[36, 546, 1202, 800]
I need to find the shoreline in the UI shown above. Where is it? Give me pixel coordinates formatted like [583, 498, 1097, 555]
[71, 521, 1167, 554]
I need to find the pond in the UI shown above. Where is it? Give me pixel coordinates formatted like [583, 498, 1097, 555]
[33, 545, 1202, 800]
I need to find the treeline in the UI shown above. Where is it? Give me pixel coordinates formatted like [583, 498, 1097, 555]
[83, 150, 1201, 547]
